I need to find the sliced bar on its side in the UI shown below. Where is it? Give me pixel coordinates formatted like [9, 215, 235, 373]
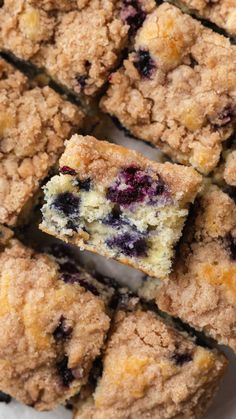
[40, 134, 202, 279]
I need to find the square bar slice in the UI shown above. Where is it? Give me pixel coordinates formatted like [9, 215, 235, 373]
[0, 0, 156, 96]
[101, 3, 236, 175]
[156, 185, 236, 352]
[74, 301, 227, 419]
[40, 134, 202, 279]
[0, 234, 113, 410]
[0, 58, 84, 225]
[173, 0, 236, 36]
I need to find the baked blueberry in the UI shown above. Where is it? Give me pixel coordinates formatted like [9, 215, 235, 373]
[107, 166, 169, 207]
[106, 231, 148, 257]
[133, 49, 156, 78]
[121, 0, 146, 34]
[73, 177, 91, 191]
[171, 351, 193, 366]
[53, 316, 73, 341]
[52, 192, 80, 217]
[57, 356, 74, 387]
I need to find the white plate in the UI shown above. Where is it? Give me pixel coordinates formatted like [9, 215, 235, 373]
[1, 118, 235, 419]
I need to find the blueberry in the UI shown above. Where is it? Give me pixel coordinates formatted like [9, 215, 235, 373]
[59, 166, 77, 176]
[102, 208, 128, 229]
[171, 351, 193, 366]
[52, 192, 80, 217]
[66, 219, 79, 231]
[226, 232, 236, 260]
[121, 0, 146, 34]
[133, 49, 156, 78]
[53, 316, 73, 341]
[107, 165, 169, 207]
[75, 74, 87, 90]
[75, 61, 91, 90]
[57, 356, 74, 387]
[73, 177, 91, 191]
[106, 231, 148, 257]
[213, 104, 235, 127]
[0, 392, 11, 404]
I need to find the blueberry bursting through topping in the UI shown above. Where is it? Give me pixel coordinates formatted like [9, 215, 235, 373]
[121, 0, 147, 34]
[106, 165, 168, 207]
[171, 351, 193, 366]
[214, 104, 235, 127]
[106, 231, 148, 257]
[133, 49, 156, 78]
[53, 316, 73, 341]
[57, 356, 74, 387]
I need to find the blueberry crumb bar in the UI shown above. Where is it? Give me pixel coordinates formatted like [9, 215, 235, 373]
[156, 185, 236, 352]
[101, 2, 236, 175]
[0, 235, 113, 410]
[74, 300, 227, 419]
[40, 134, 201, 279]
[0, 0, 156, 96]
[0, 57, 84, 226]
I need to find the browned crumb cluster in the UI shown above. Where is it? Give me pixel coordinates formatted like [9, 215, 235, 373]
[101, 3, 236, 175]
[156, 185, 236, 352]
[0, 237, 110, 410]
[173, 0, 236, 36]
[74, 304, 227, 419]
[0, 0, 156, 96]
[0, 58, 84, 225]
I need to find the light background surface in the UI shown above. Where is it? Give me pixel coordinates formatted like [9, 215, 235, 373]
[1, 117, 236, 419]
